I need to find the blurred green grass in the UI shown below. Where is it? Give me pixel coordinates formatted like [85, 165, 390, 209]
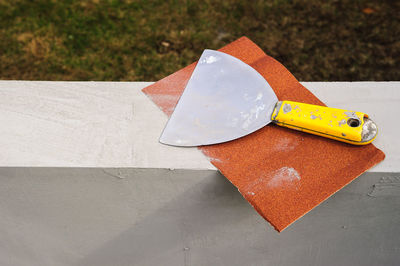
[0, 0, 398, 81]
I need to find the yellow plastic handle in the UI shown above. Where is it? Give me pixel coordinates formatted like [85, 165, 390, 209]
[271, 101, 377, 145]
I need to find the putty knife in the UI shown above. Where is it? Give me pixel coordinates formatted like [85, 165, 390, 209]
[160, 50, 378, 146]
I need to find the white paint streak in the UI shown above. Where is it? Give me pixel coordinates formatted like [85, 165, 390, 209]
[241, 104, 266, 129]
[205, 154, 223, 163]
[202, 55, 219, 64]
[244, 167, 301, 195]
[268, 167, 301, 188]
[272, 137, 298, 152]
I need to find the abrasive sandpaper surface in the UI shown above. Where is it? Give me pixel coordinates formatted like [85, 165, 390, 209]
[142, 37, 385, 232]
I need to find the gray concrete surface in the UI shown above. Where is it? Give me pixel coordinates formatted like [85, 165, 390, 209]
[0, 168, 398, 266]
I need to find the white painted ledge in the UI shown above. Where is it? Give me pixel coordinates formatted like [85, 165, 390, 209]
[0, 81, 398, 172]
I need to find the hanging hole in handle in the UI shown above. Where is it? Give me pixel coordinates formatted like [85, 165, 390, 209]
[347, 118, 361, 127]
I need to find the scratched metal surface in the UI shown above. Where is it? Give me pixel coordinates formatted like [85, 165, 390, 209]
[0, 168, 398, 266]
[160, 50, 278, 146]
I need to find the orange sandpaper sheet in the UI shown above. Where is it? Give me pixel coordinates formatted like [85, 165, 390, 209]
[142, 37, 385, 232]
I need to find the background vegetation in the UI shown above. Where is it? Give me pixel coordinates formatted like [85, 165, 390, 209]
[0, 0, 398, 81]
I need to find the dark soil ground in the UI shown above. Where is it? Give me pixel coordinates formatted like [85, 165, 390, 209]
[0, 0, 398, 81]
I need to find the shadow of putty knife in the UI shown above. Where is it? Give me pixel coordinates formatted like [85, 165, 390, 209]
[160, 50, 378, 146]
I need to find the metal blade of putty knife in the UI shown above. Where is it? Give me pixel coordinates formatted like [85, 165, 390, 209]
[159, 49, 278, 146]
